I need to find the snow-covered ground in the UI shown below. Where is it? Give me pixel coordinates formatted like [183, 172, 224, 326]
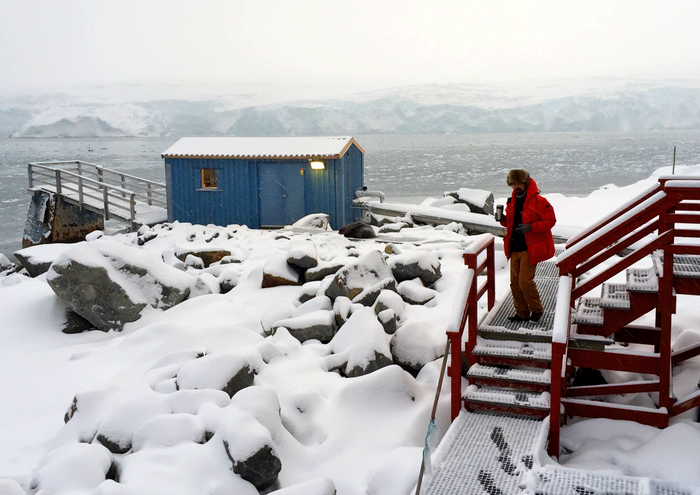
[1, 166, 700, 494]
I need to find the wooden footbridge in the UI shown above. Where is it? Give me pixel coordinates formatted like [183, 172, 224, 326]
[28, 161, 167, 228]
[419, 175, 700, 494]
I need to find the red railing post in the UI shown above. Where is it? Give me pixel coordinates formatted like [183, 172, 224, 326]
[548, 342, 564, 458]
[448, 331, 462, 421]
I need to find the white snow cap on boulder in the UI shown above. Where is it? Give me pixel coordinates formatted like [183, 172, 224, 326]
[292, 213, 331, 231]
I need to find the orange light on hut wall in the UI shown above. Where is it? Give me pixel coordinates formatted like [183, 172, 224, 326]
[310, 160, 325, 170]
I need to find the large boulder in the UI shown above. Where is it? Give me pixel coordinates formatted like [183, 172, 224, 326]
[325, 251, 393, 301]
[389, 251, 442, 286]
[444, 187, 494, 215]
[47, 240, 195, 331]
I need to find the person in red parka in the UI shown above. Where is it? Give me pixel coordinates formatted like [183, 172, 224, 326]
[497, 169, 556, 323]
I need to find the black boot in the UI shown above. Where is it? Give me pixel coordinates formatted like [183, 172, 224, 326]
[530, 312, 544, 323]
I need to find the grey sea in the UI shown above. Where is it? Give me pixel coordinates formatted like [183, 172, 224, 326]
[2, 131, 700, 258]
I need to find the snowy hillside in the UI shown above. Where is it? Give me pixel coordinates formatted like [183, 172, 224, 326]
[2, 79, 700, 137]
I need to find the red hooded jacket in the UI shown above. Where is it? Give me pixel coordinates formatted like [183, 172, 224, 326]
[499, 178, 556, 264]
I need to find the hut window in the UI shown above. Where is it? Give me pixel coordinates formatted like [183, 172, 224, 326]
[201, 168, 218, 189]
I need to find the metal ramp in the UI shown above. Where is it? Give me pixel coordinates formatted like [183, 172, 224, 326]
[28, 161, 167, 227]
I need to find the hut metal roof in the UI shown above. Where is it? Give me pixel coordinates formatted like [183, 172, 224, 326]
[161, 136, 364, 160]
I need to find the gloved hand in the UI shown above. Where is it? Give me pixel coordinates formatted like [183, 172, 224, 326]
[514, 223, 531, 234]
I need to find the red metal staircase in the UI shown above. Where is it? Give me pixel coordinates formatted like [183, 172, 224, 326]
[446, 175, 700, 461]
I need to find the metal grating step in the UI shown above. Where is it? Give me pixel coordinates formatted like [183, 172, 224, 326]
[627, 265, 659, 292]
[572, 297, 604, 325]
[532, 469, 698, 495]
[654, 251, 700, 279]
[600, 282, 630, 309]
[472, 338, 552, 362]
[465, 385, 551, 409]
[467, 363, 551, 385]
[482, 277, 559, 333]
[423, 412, 542, 495]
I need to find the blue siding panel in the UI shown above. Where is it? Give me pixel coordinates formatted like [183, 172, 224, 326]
[165, 144, 363, 230]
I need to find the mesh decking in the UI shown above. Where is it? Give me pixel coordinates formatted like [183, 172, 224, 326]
[423, 413, 697, 495]
[482, 258, 561, 335]
[653, 252, 700, 279]
[423, 412, 542, 495]
[532, 468, 698, 495]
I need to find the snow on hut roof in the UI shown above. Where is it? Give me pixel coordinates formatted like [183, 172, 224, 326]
[161, 136, 365, 160]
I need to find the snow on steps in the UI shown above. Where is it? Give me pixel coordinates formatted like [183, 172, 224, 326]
[467, 363, 551, 393]
[464, 385, 550, 418]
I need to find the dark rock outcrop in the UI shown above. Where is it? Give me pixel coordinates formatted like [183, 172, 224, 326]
[226, 444, 282, 490]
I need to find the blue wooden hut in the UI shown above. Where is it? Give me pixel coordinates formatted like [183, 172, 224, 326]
[161, 136, 365, 229]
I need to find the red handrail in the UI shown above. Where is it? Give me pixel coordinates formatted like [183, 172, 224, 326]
[549, 176, 700, 458]
[446, 235, 496, 421]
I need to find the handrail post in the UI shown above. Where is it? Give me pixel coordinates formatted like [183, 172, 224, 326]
[448, 331, 462, 421]
[55, 169, 62, 195]
[121, 174, 126, 198]
[103, 185, 110, 221]
[77, 162, 84, 206]
[97, 167, 104, 191]
[130, 194, 136, 225]
[147, 183, 153, 205]
[28, 164, 34, 189]
[487, 240, 495, 310]
[548, 343, 564, 458]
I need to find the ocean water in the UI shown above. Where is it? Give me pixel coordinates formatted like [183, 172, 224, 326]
[2, 131, 700, 257]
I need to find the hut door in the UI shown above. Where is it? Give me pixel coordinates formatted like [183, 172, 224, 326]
[259, 163, 305, 227]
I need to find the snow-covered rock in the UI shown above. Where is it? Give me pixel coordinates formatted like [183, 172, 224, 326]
[291, 213, 331, 231]
[325, 250, 393, 300]
[47, 240, 195, 331]
[32, 443, 114, 495]
[397, 279, 436, 305]
[352, 277, 398, 307]
[304, 260, 346, 283]
[445, 187, 494, 215]
[269, 478, 336, 494]
[95, 384, 172, 454]
[330, 308, 393, 377]
[262, 257, 300, 288]
[176, 247, 231, 268]
[218, 407, 282, 490]
[176, 353, 256, 399]
[287, 240, 318, 269]
[389, 251, 442, 286]
[132, 413, 206, 451]
[14, 243, 74, 277]
[273, 310, 337, 343]
[390, 320, 444, 373]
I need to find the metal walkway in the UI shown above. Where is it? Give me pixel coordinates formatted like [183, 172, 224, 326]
[423, 411, 697, 495]
[28, 161, 168, 227]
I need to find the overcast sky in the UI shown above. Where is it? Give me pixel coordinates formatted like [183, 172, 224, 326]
[2, 0, 700, 94]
